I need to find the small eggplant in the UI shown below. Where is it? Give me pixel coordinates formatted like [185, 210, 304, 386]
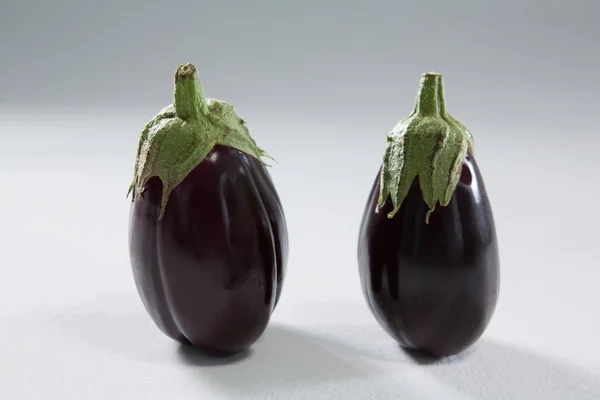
[127, 63, 288, 356]
[357, 72, 499, 357]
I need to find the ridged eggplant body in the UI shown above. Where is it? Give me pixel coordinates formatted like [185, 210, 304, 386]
[358, 152, 499, 357]
[127, 63, 287, 356]
[129, 145, 287, 355]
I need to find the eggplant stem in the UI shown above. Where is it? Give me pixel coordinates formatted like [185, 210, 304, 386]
[414, 72, 445, 117]
[174, 63, 208, 121]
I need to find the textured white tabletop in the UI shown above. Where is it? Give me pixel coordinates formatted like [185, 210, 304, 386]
[1, 113, 599, 399]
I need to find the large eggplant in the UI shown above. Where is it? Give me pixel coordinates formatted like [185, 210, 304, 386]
[358, 72, 499, 357]
[127, 63, 288, 356]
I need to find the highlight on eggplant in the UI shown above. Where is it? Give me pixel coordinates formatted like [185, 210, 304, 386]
[127, 63, 288, 356]
[357, 72, 499, 358]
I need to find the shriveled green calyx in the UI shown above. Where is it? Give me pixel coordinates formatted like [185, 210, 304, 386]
[377, 72, 475, 222]
[127, 63, 271, 219]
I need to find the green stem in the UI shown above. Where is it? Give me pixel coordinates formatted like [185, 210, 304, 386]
[413, 72, 444, 116]
[434, 73, 448, 115]
[173, 63, 208, 121]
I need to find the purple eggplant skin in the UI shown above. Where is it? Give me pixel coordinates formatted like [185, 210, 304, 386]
[129, 144, 288, 356]
[358, 152, 499, 357]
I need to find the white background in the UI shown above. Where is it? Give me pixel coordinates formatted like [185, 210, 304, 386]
[1, 111, 599, 399]
[3, 0, 599, 398]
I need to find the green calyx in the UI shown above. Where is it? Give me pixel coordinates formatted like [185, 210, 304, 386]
[376, 72, 475, 222]
[127, 63, 271, 219]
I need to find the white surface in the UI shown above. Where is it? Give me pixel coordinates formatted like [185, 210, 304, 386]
[1, 113, 599, 399]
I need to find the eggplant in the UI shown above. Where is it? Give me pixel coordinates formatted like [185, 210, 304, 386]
[127, 63, 288, 356]
[357, 72, 499, 358]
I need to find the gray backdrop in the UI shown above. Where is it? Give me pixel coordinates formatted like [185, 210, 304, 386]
[2, 0, 598, 123]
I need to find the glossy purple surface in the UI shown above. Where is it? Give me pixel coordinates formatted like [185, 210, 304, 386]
[129, 145, 288, 356]
[358, 153, 499, 357]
